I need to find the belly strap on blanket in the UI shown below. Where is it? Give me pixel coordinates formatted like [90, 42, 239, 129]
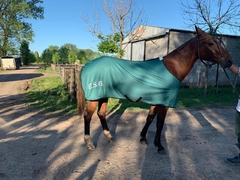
[124, 95, 142, 102]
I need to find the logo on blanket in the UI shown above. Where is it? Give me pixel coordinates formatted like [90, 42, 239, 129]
[88, 81, 103, 89]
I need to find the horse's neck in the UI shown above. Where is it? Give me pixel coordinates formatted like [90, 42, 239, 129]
[163, 38, 198, 82]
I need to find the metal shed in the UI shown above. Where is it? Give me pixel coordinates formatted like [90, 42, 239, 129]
[0, 56, 22, 70]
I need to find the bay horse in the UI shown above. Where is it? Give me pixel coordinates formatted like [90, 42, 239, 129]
[77, 26, 232, 154]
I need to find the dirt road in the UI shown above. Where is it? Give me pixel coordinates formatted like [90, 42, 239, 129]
[0, 66, 240, 180]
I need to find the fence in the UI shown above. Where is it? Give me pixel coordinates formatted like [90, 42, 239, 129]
[51, 64, 84, 100]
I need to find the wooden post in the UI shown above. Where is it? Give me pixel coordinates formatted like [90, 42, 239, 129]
[69, 68, 76, 100]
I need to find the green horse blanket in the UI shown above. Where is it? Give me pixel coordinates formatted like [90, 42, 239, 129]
[81, 56, 181, 108]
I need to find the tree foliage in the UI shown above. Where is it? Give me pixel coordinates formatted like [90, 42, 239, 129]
[41, 48, 52, 65]
[97, 33, 124, 57]
[20, 40, 30, 65]
[34, 51, 41, 63]
[40, 44, 101, 65]
[0, 0, 44, 56]
[28, 51, 36, 63]
[68, 51, 76, 64]
[52, 53, 60, 64]
[58, 46, 69, 63]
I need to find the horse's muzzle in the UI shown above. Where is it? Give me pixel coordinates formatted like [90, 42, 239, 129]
[221, 59, 232, 68]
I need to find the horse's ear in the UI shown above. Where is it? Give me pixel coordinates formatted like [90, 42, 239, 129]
[195, 26, 205, 37]
[195, 26, 200, 37]
[195, 25, 198, 32]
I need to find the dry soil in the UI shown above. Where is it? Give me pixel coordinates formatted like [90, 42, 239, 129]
[0, 66, 240, 180]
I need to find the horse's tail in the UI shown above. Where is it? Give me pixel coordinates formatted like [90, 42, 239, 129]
[76, 68, 85, 117]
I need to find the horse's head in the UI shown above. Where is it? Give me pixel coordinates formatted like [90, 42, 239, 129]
[195, 26, 232, 68]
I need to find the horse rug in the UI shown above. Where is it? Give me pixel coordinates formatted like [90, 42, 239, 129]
[81, 56, 181, 108]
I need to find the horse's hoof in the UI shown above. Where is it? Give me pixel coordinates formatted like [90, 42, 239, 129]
[157, 146, 166, 155]
[108, 138, 114, 143]
[140, 137, 148, 145]
[87, 144, 95, 150]
[157, 148, 166, 155]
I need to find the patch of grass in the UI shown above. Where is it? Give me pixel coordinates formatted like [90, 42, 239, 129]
[177, 86, 239, 108]
[27, 76, 239, 114]
[27, 76, 76, 114]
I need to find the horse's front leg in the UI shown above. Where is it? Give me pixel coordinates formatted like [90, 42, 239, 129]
[154, 106, 169, 154]
[98, 98, 113, 142]
[84, 101, 98, 150]
[140, 106, 157, 145]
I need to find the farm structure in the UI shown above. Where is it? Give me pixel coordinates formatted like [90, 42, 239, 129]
[122, 25, 240, 87]
[0, 56, 22, 70]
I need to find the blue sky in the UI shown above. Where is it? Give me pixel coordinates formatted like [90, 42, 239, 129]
[28, 0, 235, 55]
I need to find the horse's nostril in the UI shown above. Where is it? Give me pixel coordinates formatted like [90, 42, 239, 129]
[226, 59, 232, 68]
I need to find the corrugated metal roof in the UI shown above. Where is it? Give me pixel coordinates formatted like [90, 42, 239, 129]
[123, 25, 194, 44]
[123, 25, 240, 44]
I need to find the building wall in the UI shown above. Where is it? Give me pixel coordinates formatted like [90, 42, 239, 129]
[132, 41, 145, 61]
[1, 57, 17, 70]
[145, 36, 168, 59]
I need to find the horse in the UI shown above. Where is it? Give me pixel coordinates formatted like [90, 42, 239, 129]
[77, 26, 233, 154]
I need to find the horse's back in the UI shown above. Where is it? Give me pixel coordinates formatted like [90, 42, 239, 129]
[81, 56, 180, 107]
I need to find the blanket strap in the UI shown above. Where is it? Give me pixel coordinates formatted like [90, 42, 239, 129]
[124, 95, 142, 102]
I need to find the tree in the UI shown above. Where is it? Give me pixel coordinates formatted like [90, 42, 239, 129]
[41, 48, 52, 65]
[39, 44, 101, 65]
[52, 53, 60, 64]
[48, 45, 59, 55]
[0, 0, 44, 56]
[20, 40, 30, 65]
[29, 51, 36, 63]
[181, 0, 240, 35]
[62, 43, 78, 54]
[68, 51, 77, 64]
[97, 33, 124, 57]
[77, 50, 87, 64]
[82, 0, 145, 57]
[34, 51, 41, 63]
[58, 46, 69, 63]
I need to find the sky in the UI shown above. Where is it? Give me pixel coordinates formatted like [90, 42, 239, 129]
[28, 0, 236, 55]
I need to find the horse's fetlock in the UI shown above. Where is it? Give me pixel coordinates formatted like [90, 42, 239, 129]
[103, 130, 113, 142]
[140, 137, 148, 145]
[84, 135, 91, 143]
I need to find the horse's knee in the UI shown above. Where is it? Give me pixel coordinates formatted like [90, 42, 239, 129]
[97, 111, 106, 119]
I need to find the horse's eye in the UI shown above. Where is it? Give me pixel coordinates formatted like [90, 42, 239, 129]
[208, 42, 214, 46]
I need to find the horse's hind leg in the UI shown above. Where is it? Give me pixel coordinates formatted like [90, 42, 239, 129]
[84, 101, 98, 150]
[97, 98, 113, 142]
[154, 106, 169, 154]
[140, 106, 157, 144]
